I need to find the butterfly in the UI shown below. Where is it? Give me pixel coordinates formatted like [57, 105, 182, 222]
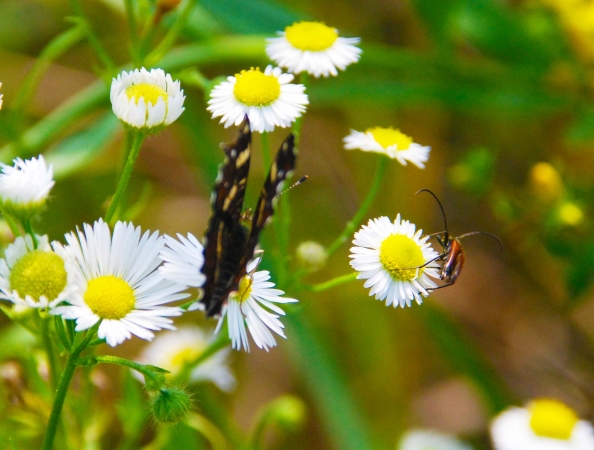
[200, 118, 296, 317]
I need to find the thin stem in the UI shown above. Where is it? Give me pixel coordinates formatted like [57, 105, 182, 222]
[145, 0, 199, 67]
[68, 0, 115, 72]
[175, 331, 230, 383]
[123, 0, 140, 65]
[326, 156, 389, 256]
[308, 273, 358, 292]
[40, 315, 58, 390]
[105, 131, 145, 223]
[22, 220, 39, 248]
[11, 24, 86, 122]
[0, 209, 22, 238]
[292, 72, 309, 145]
[260, 131, 271, 172]
[41, 325, 97, 450]
[248, 409, 273, 450]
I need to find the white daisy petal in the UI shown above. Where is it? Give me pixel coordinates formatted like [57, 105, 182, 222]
[134, 325, 235, 391]
[0, 155, 55, 220]
[0, 234, 77, 310]
[50, 219, 189, 347]
[110, 67, 185, 130]
[218, 263, 297, 352]
[207, 65, 308, 133]
[490, 400, 594, 450]
[398, 429, 473, 450]
[266, 21, 361, 78]
[350, 215, 440, 308]
[344, 127, 431, 168]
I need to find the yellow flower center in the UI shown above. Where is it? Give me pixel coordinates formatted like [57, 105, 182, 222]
[170, 346, 203, 371]
[368, 127, 413, 150]
[285, 21, 338, 51]
[233, 68, 281, 107]
[529, 399, 579, 440]
[558, 202, 584, 226]
[125, 83, 168, 106]
[9, 250, 67, 303]
[379, 234, 425, 281]
[84, 275, 135, 320]
[235, 274, 253, 304]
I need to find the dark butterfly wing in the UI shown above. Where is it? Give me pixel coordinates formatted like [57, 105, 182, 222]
[233, 133, 297, 285]
[201, 120, 251, 316]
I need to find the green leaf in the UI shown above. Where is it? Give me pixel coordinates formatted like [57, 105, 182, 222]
[197, 0, 303, 34]
[285, 312, 376, 450]
[45, 113, 119, 179]
[410, 0, 558, 68]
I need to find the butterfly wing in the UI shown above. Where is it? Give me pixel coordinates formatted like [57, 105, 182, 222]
[234, 133, 297, 284]
[201, 120, 251, 316]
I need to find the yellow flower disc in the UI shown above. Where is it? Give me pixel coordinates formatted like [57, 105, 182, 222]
[529, 399, 579, 440]
[285, 21, 338, 51]
[170, 346, 203, 371]
[368, 127, 413, 150]
[379, 234, 425, 281]
[233, 68, 281, 106]
[84, 275, 135, 320]
[126, 83, 168, 106]
[9, 250, 67, 302]
[235, 274, 254, 304]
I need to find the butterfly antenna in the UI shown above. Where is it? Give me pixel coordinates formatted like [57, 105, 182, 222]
[457, 231, 504, 253]
[417, 189, 449, 242]
[278, 175, 308, 197]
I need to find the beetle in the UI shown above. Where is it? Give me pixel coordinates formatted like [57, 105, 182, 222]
[416, 189, 503, 290]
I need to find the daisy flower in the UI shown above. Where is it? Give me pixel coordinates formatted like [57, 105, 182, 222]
[110, 67, 185, 130]
[266, 21, 362, 78]
[349, 215, 440, 308]
[159, 233, 206, 288]
[398, 429, 474, 450]
[0, 234, 74, 309]
[220, 258, 298, 352]
[207, 65, 308, 133]
[50, 219, 188, 347]
[344, 127, 431, 169]
[0, 155, 54, 220]
[135, 325, 235, 392]
[158, 235, 297, 352]
[490, 399, 594, 450]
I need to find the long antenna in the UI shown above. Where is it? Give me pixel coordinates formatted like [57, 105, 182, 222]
[278, 175, 308, 197]
[457, 231, 503, 253]
[416, 189, 449, 242]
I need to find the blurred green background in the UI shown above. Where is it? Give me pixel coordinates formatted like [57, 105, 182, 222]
[1, 0, 594, 448]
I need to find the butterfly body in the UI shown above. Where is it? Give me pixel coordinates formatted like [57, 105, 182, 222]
[201, 120, 296, 317]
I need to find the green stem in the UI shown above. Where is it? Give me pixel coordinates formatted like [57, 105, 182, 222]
[124, 0, 140, 65]
[0, 209, 22, 238]
[105, 131, 145, 223]
[68, 0, 115, 72]
[41, 326, 97, 450]
[175, 330, 230, 383]
[308, 273, 358, 292]
[248, 409, 273, 450]
[260, 131, 271, 172]
[326, 156, 389, 256]
[145, 0, 199, 67]
[11, 25, 86, 121]
[22, 220, 39, 248]
[292, 72, 309, 145]
[40, 315, 58, 390]
[0, 36, 267, 163]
